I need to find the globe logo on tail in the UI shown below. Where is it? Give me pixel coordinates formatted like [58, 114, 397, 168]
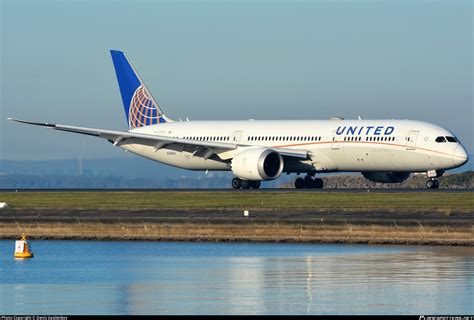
[129, 84, 163, 129]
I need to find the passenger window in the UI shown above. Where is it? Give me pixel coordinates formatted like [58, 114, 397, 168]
[435, 136, 446, 143]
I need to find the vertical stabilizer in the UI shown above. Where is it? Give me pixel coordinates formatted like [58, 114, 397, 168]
[110, 50, 172, 129]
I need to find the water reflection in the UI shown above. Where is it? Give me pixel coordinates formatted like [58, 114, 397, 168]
[0, 242, 472, 315]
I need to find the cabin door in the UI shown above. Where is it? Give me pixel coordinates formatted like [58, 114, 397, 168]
[331, 131, 340, 150]
[406, 131, 419, 150]
[233, 131, 243, 143]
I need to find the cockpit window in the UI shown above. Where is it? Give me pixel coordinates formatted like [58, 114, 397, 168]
[446, 136, 457, 143]
[435, 136, 446, 143]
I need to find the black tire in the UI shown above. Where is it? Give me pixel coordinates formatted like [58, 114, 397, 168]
[304, 178, 315, 189]
[314, 178, 323, 189]
[426, 180, 434, 189]
[433, 179, 439, 189]
[232, 177, 242, 189]
[295, 178, 305, 189]
[250, 181, 261, 189]
[241, 180, 251, 189]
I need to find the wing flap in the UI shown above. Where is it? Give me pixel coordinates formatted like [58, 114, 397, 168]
[270, 147, 309, 159]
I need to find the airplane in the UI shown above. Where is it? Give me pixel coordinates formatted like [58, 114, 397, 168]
[8, 50, 469, 189]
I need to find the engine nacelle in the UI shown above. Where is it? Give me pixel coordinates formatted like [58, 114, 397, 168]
[231, 148, 284, 181]
[362, 171, 410, 183]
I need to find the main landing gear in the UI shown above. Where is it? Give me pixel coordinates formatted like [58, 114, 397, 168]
[232, 177, 261, 189]
[426, 179, 439, 189]
[295, 174, 324, 189]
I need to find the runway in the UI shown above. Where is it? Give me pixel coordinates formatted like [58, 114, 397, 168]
[0, 188, 473, 193]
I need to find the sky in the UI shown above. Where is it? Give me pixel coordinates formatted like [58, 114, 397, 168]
[0, 0, 472, 168]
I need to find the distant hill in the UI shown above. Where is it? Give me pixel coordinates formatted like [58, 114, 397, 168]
[0, 158, 290, 189]
[280, 171, 474, 189]
[0, 159, 471, 189]
[0, 158, 188, 178]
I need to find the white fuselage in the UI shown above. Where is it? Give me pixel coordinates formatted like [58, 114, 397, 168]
[119, 119, 468, 174]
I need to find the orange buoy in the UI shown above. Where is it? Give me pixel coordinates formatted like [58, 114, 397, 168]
[14, 233, 34, 259]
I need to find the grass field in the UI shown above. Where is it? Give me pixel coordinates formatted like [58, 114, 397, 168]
[0, 191, 472, 211]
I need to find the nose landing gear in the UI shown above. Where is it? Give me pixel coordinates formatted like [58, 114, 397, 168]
[425, 170, 443, 189]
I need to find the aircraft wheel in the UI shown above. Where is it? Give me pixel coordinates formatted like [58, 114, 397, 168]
[250, 181, 261, 189]
[304, 177, 315, 189]
[232, 177, 242, 189]
[295, 178, 305, 189]
[426, 180, 433, 189]
[241, 180, 251, 189]
[314, 178, 324, 189]
[426, 179, 439, 189]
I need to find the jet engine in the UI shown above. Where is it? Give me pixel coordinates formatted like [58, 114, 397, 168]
[362, 171, 410, 183]
[231, 148, 284, 181]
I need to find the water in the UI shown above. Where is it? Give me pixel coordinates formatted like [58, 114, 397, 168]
[0, 241, 472, 315]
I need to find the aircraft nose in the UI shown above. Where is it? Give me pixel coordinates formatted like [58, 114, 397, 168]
[452, 145, 469, 167]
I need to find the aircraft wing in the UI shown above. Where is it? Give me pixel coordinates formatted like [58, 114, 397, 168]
[8, 118, 309, 159]
[8, 118, 237, 150]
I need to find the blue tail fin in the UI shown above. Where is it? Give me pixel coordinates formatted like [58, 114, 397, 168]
[110, 50, 171, 129]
